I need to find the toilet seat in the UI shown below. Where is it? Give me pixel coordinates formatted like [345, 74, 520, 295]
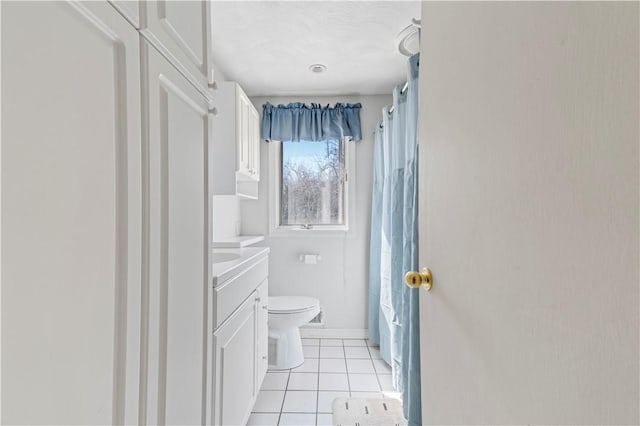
[268, 296, 319, 314]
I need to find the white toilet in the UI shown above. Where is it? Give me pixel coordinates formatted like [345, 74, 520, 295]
[268, 296, 321, 370]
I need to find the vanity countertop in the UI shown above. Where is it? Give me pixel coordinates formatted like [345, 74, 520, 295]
[211, 235, 265, 248]
[211, 246, 269, 286]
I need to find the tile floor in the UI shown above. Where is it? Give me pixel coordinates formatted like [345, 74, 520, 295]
[247, 338, 401, 426]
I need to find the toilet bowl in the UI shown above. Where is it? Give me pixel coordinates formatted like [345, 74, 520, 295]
[268, 296, 320, 370]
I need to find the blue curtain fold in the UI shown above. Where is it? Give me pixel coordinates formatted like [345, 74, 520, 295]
[368, 125, 386, 350]
[368, 53, 421, 426]
[261, 102, 362, 142]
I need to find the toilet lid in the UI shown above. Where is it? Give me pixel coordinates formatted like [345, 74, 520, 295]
[268, 296, 319, 314]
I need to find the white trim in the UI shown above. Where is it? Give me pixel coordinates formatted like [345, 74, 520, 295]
[139, 29, 213, 105]
[299, 328, 369, 339]
[268, 139, 357, 237]
[1, 2, 4, 420]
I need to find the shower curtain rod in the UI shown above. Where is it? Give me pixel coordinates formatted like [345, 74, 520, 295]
[388, 81, 409, 115]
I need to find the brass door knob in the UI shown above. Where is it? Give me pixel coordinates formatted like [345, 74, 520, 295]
[405, 268, 433, 291]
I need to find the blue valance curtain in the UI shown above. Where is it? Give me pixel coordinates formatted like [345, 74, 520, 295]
[261, 102, 362, 142]
[369, 53, 421, 426]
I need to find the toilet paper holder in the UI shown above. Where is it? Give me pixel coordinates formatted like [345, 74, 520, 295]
[299, 253, 321, 264]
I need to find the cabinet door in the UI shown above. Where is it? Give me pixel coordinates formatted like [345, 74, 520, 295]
[2, 2, 141, 424]
[213, 294, 258, 426]
[250, 106, 261, 180]
[142, 0, 211, 90]
[236, 91, 252, 176]
[144, 42, 212, 426]
[255, 280, 269, 388]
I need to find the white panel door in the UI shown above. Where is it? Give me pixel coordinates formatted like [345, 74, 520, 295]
[142, 0, 211, 90]
[144, 42, 212, 425]
[418, 2, 639, 424]
[1, 1, 141, 424]
[212, 293, 258, 426]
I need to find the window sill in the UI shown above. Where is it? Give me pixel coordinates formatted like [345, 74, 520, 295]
[269, 226, 349, 238]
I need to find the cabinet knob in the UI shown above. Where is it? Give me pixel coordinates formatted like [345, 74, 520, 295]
[262, 305, 268, 310]
[255, 296, 261, 302]
[262, 356, 267, 360]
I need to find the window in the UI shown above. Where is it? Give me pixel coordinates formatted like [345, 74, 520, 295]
[274, 139, 349, 230]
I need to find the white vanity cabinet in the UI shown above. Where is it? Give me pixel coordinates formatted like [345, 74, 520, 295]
[211, 251, 269, 426]
[212, 82, 261, 199]
[141, 0, 214, 89]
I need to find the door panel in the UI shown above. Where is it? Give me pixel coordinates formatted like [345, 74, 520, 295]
[142, 0, 209, 90]
[144, 41, 211, 425]
[418, 2, 639, 424]
[213, 294, 258, 426]
[1, 2, 141, 424]
[255, 279, 269, 388]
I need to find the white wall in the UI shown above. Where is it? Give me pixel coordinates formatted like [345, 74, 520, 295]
[212, 195, 240, 241]
[241, 95, 390, 333]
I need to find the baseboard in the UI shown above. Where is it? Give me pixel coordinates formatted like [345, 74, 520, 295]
[299, 328, 369, 339]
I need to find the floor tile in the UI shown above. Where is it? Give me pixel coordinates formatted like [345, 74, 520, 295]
[320, 338, 343, 347]
[318, 373, 349, 391]
[368, 346, 382, 359]
[348, 374, 380, 392]
[344, 346, 371, 359]
[287, 372, 318, 391]
[316, 413, 334, 426]
[291, 358, 318, 373]
[319, 358, 347, 373]
[278, 412, 316, 426]
[303, 345, 320, 358]
[320, 346, 344, 358]
[317, 391, 349, 413]
[378, 373, 395, 392]
[346, 358, 375, 374]
[247, 412, 279, 426]
[372, 358, 392, 374]
[343, 339, 367, 346]
[254, 338, 403, 424]
[261, 372, 289, 390]
[253, 390, 285, 412]
[281, 390, 317, 413]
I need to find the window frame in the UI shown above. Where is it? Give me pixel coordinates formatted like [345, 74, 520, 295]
[268, 138, 355, 236]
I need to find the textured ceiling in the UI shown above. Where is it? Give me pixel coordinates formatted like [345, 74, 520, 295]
[210, 1, 421, 96]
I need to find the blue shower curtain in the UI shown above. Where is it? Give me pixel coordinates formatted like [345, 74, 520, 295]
[368, 53, 421, 426]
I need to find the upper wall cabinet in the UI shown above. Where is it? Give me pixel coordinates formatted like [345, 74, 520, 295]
[141, 0, 214, 90]
[212, 82, 261, 199]
[2, 2, 142, 424]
